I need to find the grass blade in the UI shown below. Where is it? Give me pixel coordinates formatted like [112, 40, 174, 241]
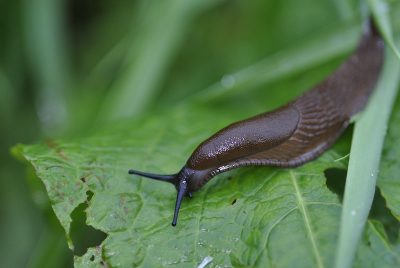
[334, 44, 400, 268]
[24, 0, 70, 134]
[99, 0, 223, 120]
[194, 20, 360, 101]
[368, 0, 400, 61]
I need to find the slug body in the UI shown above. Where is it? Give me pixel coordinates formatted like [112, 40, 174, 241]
[129, 23, 384, 226]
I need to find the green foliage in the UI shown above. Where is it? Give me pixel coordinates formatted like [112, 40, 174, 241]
[355, 221, 400, 268]
[335, 46, 400, 268]
[379, 84, 400, 219]
[335, 2, 400, 266]
[7, 0, 400, 267]
[368, 0, 400, 60]
[13, 102, 399, 267]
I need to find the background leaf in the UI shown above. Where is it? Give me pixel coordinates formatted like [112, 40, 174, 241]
[368, 0, 400, 61]
[378, 88, 400, 220]
[355, 221, 400, 268]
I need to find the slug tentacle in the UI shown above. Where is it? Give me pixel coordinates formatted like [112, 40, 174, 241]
[128, 169, 179, 187]
[172, 179, 188, 226]
[129, 21, 384, 226]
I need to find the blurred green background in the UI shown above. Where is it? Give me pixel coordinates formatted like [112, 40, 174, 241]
[1, 0, 398, 267]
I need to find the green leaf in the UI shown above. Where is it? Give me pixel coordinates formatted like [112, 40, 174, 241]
[354, 221, 400, 267]
[14, 100, 399, 267]
[378, 91, 400, 219]
[74, 247, 105, 268]
[13, 102, 346, 267]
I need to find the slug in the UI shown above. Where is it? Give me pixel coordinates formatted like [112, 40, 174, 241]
[129, 21, 384, 226]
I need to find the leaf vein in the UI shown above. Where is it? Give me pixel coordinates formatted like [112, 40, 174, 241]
[290, 170, 324, 268]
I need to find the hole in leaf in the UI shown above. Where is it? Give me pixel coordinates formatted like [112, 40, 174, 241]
[70, 191, 107, 257]
[324, 168, 347, 201]
[325, 168, 400, 243]
[369, 188, 400, 243]
[86, 190, 94, 201]
[90, 255, 95, 261]
[231, 199, 237, 205]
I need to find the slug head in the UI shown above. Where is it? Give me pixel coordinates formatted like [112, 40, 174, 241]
[128, 166, 196, 226]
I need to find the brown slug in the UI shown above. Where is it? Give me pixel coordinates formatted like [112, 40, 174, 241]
[129, 22, 384, 226]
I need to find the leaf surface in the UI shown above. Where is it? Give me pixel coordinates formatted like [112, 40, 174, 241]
[13, 103, 341, 267]
[14, 101, 398, 267]
[378, 93, 400, 220]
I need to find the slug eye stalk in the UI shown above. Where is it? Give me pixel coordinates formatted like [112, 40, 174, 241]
[172, 179, 188, 226]
[128, 169, 177, 182]
[128, 169, 189, 226]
